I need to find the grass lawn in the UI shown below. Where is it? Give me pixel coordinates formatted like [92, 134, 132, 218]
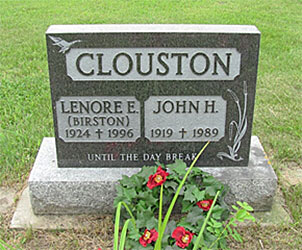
[0, 0, 302, 249]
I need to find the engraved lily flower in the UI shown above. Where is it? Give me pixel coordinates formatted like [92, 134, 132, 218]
[217, 81, 248, 161]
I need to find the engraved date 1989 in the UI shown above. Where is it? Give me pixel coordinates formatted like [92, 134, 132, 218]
[150, 127, 219, 139]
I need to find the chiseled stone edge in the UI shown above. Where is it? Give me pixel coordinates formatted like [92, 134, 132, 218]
[29, 136, 277, 214]
[202, 136, 278, 211]
[46, 24, 260, 35]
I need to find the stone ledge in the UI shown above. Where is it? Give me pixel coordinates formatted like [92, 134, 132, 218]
[28, 136, 277, 215]
[11, 187, 290, 230]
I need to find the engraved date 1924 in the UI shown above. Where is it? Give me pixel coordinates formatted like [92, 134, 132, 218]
[65, 128, 134, 139]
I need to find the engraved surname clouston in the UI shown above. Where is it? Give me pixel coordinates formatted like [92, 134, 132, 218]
[66, 48, 241, 81]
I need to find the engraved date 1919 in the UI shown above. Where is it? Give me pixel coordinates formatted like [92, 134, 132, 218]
[150, 127, 219, 139]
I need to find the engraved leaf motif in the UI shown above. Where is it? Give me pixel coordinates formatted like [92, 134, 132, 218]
[229, 121, 238, 141]
[227, 89, 239, 103]
[235, 117, 247, 146]
[229, 122, 234, 141]
[243, 81, 248, 95]
[227, 145, 235, 158]
[217, 83, 247, 162]
[217, 152, 235, 161]
[233, 141, 241, 154]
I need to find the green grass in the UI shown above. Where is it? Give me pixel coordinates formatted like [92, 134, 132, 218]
[1, 0, 301, 185]
[1, 0, 302, 248]
[1, 0, 302, 185]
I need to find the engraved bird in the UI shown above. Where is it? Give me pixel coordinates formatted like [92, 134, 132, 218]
[49, 36, 81, 54]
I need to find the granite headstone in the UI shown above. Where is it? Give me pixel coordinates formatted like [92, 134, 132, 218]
[25, 25, 277, 216]
[46, 24, 260, 168]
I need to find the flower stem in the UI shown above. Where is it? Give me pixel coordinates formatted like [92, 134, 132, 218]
[208, 220, 231, 249]
[193, 190, 220, 250]
[121, 202, 138, 233]
[154, 141, 210, 250]
[158, 184, 163, 231]
[114, 201, 138, 250]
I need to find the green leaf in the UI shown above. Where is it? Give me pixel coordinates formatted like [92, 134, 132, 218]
[236, 200, 254, 212]
[210, 218, 222, 228]
[146, 217, 158, 230]
[205, 186, 217, 197]
[211, 205, 224, 220]
[245, 213, 256, 222]
[215, 228, 222, 236]
[164, 180, 179, 191]
[236, 209, 247, 220]
[186, 206, 205, 226]
[114, 185, 126, 207]
[137, 190, 158, 205]
[166, 245, 181, 250]
[184, 185, 197, 202]
[181, 200, 194, 213]
[167, 159, 187, 176]
[203, 230, 219, 249]
[127, 224, 141, 240]
[164, 220, 177, 235]
[207, 226, 214, 233]
[161, 234, 170, 250]
[230, 221, 237, 227]
[231, 205, 238, 211]
[218, 237, 229, 250]
[226, 225, 233, 235]
[177, 221, 197, 233]
[116, 184, 124, 196]
[190, 167, 204, 176]
[123, 188, 137, 201]
[136, 209, 154, 229]
[240, 201, 254, 212]
[232, 228, 243, 243]
[202, 175, 217, 186]
[120, 174, 142, 188]
[193, 189, 205, 201]
[137, 166, 157, 183]
[236, 201, 244, 207]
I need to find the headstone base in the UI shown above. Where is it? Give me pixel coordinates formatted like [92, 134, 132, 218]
[29, 136, 277, 215]
[11, 187, 290, 230]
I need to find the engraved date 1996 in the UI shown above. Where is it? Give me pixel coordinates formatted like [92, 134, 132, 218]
[65, 128, 134, 139]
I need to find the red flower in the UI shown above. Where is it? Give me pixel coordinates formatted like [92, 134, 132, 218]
[147, 166, 169, 189]
[172, 227, 194, 248]
[197, 199, 213, 211]
[139, 229, 158, 247]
